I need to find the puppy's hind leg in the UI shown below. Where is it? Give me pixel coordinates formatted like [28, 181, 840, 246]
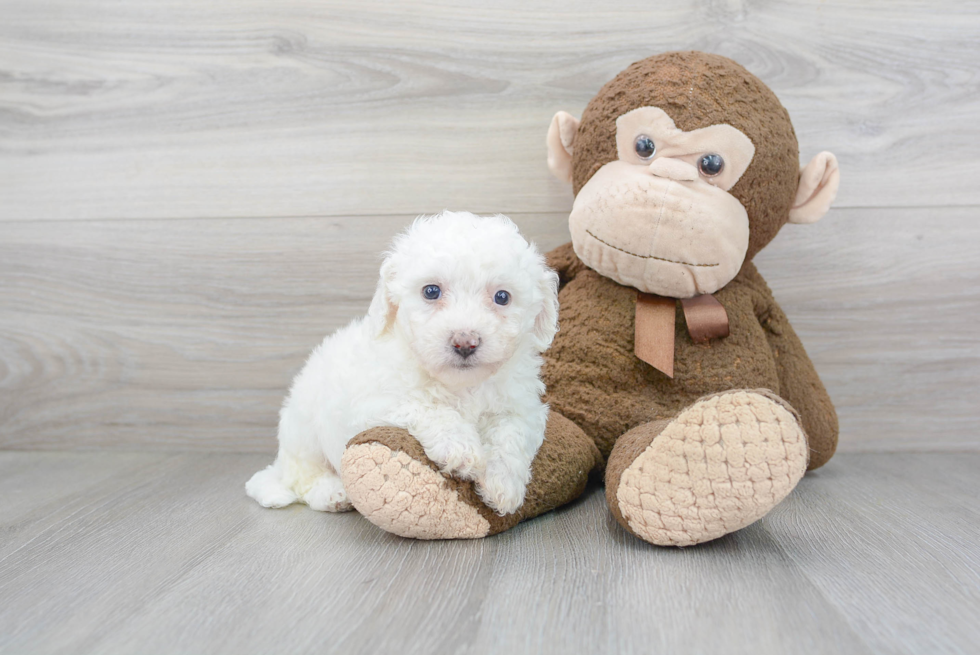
[303, 466, 353, 513]
[246, 460, 299, 508]
[248, 452, 352, 512]
[250, 356, 353, 512]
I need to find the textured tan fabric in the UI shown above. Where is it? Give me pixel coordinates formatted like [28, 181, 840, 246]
[603, 418, 671, 531]
[340, 414, 602, 539]
[341, 441, 491, 539]
[608, 390, 808, 546]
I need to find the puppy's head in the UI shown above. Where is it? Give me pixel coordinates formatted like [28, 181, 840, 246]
[368, 211, 559, 388]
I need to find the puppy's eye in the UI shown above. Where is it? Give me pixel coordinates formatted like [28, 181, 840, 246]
[493, 290, 510, 306]
[634, 135, 656, 160]
[422, 285, 441, 300]
[698, 153, 724, 177]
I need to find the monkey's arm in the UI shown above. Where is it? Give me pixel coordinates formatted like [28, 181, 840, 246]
[544, 242, 588, 292]
[744, 266, 839, 470]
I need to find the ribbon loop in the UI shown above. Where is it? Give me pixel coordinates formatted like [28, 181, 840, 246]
[680, 294, 730, 344]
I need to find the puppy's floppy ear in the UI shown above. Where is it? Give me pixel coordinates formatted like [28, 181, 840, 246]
[532, 266, 560, 350]
[367, 258, 398, 337]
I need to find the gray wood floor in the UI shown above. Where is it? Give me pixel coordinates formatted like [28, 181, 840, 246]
[1, 451, 977, 655]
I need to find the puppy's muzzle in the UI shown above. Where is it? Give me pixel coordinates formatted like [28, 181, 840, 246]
[451, 331, 481, 360]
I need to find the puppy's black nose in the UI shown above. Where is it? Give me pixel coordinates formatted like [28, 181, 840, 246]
[451, 332, 481, 359]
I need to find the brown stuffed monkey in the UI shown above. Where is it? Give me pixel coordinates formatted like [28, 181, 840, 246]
[341, 51, 840, 547]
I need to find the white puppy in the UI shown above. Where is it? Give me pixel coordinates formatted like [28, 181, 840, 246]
[246, 211, 559, 516]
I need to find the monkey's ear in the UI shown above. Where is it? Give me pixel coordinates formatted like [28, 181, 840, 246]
[789, 152, 840, 224]
[367, 259, 398, 337]
[546, 111, 580, 185]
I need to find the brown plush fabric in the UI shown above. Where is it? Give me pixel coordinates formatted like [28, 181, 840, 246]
[346, 412, 602, 536]
[542, 243, 838, 470]
[739, 266, 839, 468]
[571, 51, 800, 261]
[518, 412, 604, 526]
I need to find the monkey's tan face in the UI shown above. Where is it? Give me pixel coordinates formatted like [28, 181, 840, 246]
[569, 107, 756, 298]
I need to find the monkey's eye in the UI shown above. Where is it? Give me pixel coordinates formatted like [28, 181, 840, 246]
[494, 290, 511, 306]
[698, 154, 725, 177]
[422, 285, 441, 300]
[634, 135, 656, 160]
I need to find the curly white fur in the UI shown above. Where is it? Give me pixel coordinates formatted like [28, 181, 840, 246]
[246, 211, 559, 516]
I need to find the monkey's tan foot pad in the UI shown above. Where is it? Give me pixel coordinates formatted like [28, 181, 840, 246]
[341, 441, 492, 539]
[612, 390, 808, 547]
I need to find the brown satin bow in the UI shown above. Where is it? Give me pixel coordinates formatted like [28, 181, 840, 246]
[634, 292, 730, 377]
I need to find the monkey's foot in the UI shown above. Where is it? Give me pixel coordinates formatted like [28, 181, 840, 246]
[341, 415, 601, 540]
[341, 427, 493, 539]
[606, 390, 808, 547]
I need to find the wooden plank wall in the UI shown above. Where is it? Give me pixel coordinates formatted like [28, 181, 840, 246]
[2, 0, 978, 452]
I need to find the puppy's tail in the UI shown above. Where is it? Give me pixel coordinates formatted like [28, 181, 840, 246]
[245, 461, 299, 508]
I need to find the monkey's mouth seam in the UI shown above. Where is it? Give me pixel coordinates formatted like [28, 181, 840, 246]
[585, 229, 719, 267]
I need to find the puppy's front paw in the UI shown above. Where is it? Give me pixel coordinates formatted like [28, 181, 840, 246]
[426, 436, 486, 481]
[477, 459, 529, 516]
